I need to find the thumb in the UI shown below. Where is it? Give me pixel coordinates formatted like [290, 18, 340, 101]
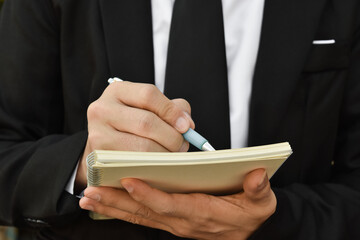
[243, 169, 272, 204]
[171, 98, 195, 129]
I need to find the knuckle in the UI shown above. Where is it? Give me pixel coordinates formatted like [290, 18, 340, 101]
[157, 195, 176, 216]
[126, 215, 141, 225]
[159, 205, 176, 216]
[177, 98, 192, 113]
[159, 102, 179, 120]
[87, 101, 106, 120]
[193, 196, 215, 227]
[140, 84, 158, 103]
[107, 80, 121, 90]
[137, 113, 155, 133]
[135, 206, 152, 219]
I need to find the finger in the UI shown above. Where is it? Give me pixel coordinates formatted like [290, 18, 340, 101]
[120, 179, 244, 235]
[105, 103, 187, 152]
[88, 99, 188, 151]
[106, 81, 192, 133]
[82, 186, 151, 216]
[88, 126, 168, 152]
[171, 98, 191, 114]
[79, 195, 171, 232]
[81, 187, 174, 231]
[171, 98, 195, 129]
[242, 169, 273, 204]
[120, 178, 182, 217]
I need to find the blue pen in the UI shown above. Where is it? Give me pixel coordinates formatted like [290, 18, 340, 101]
[108, 77, 216, 151]
[182, 128, 215, 151]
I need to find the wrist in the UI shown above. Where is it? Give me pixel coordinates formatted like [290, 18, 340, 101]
[74, 152, 88, 194]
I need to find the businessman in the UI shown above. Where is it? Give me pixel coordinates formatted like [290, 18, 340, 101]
[0, 0, 359, 239]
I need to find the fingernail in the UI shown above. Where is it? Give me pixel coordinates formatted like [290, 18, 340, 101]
[122, 181, 134, 193]
[257, 171, 268, 190]
[175, 116, 188, 133]
[179, 141, 189, 152]
[86, 193, 101, 202]
[183, 112, 195, 128]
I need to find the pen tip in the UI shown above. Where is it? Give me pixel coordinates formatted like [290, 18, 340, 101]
[202, 142, 216, 151]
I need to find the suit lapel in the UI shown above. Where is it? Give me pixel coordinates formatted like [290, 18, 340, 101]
[248, 0, 328, 145]
[99, 0, 154, 84]
[98, 0, 328, 147]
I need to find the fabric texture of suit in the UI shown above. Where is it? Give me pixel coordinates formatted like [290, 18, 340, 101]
[0, 0, 360, 239]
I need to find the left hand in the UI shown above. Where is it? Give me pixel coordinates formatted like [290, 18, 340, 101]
[79, 168, 276, 240]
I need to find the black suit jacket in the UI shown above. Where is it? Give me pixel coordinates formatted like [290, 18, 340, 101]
[0, 0, 360, 239]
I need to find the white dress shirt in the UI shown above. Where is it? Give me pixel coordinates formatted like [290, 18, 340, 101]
[152, 0, 265, 148]
[66, 0, 265, 194]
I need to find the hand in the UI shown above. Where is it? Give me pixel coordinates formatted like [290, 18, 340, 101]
[75, 81, 195, 191]
[79, 168, 276, 240]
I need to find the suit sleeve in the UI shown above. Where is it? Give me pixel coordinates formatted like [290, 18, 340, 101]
[0, 0, 87, 227]
[250, 12, 360, 240]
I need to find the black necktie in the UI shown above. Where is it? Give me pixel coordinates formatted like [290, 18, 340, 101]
[164, 0, 231, 150]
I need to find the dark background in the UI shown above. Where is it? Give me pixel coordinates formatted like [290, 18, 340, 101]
[0, 1, 18, 239]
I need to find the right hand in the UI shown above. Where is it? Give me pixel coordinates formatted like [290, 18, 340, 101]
[75, 81, 195, 190]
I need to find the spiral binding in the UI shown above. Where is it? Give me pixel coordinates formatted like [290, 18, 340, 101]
[86, 152, 103, 186]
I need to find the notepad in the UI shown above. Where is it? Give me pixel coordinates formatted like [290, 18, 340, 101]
[87, 142, 292, 195]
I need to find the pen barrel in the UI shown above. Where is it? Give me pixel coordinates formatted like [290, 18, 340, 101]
[182, 128, 207, 150]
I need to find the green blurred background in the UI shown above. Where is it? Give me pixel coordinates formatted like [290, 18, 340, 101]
[0, 0, 18, 239]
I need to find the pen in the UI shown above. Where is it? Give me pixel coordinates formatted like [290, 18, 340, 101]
[182, 128, 215, 151]
[108, 77, 216, 151]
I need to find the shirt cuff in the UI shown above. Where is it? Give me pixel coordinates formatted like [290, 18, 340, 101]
[65, 160, 80, 195]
